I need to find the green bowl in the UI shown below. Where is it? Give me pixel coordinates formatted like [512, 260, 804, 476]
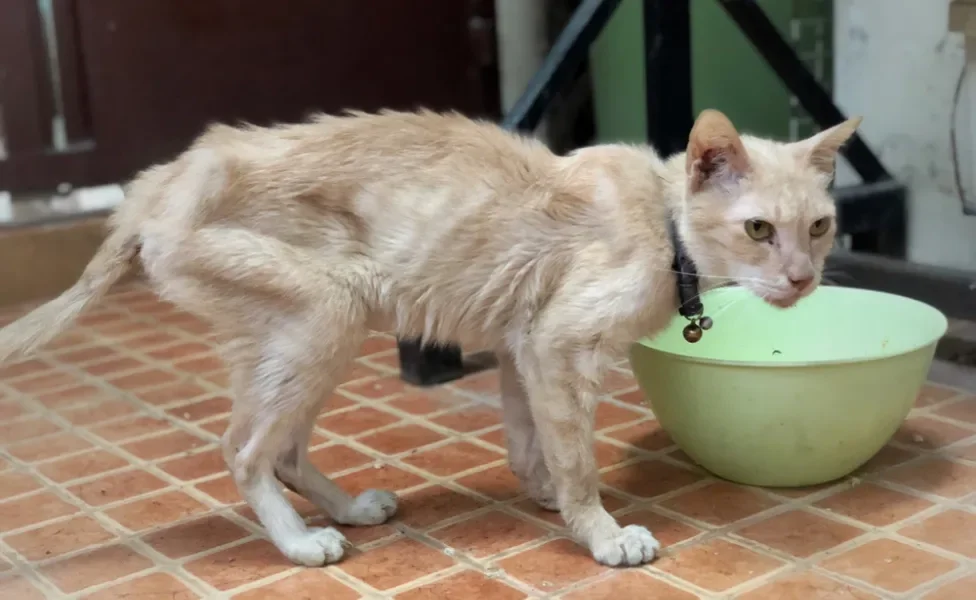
[628, 286, 947, 487]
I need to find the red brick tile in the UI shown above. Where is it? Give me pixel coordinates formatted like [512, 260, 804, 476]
[397, 571, 525, 600]
[195, 475, 242, 505]
[594, 402, 645, 430]
[916, 384, 963, 408]
[900, 509, 976, 557]
[856, 445, 919, 474]
[40, 544, 153, 593]
[402, 442, 504, 476]
[55, 345, 117, 364]
[90, 415, 173, 442]
[0, 358, 54, 380]
[0, 471, 41, 499]
[7, 431, 93, 462]
[339, 362, 380, 384]
[339, 538, 454, 591]
[603, 419, 674, 452]
[35, 384, 103, 409]
[318, 406, 400, 436]
[821, 538, 958, 593]
[148, 342, 213, 361]
[601, 460, 701, 498]
[923, 575, 976, 600]
[84, 356, 145, 377]
[657, 538, 783, 592]
[660, 482, 778, 525]
[893, 417, 975, 449]
[934, 396, 976, 425]
[105, 490, 209, 531]
[5, 515, 116, 561]
[341, 376, 407, 400]
[0, 578, 47, 600]
[359, 336, 397, 357]
[0, 490, 79, 531]
[108, 368, 178, 391]
[456, 465, 521, 500]
[167, 395, 232, 421]
[479, 427, 506, 448]
[10, 371, 83, 394]
[616, 510, 702, 547]
[0, 399, 29, 421]
[431, 405, 502, 433]
[739, 572, 879, 600]
[306, 444, 373, 475]
[334, 464, 427, 496]
[67, 469, 169, 506]
[564, 571, 697, 600]
[499, 538, 610, 592]
[358, 424, 446, 455]
[120, 331, 180, 350]
[387, 389, 466, 415]
[234, 570, 359, 600]
[397, 485, 485, 529]
[884, 458, 976, 498]
[59, 399, 138, 425]
[737, 510, 864, 557]
[136, 381, 211, 407]
[613, 389, 647, 406]
[83, 573, 200, 600]
[431, 510, 546, 558]
[0, 416, 61, 444]
[159, 448, 227, 481]
[38, 450, 130, 483]
[816, 484, 935, 526]
[185, 539, 292, 591]
[174, 355, 225, 374]
[144, 515, 250, 559]
[450, 369, 501, 395]
[122, 430, 209, 460]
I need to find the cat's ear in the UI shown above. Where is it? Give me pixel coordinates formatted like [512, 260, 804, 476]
[685, 109, 751, 194]
[793, 117, 862, 175]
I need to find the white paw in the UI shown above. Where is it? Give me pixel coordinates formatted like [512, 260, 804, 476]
[337, 489, 398, 526]
[590, 525, 661, 567]
[282, 527, 348, 566]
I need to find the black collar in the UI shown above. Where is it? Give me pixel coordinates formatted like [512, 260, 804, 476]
[668, 217, 711, 343]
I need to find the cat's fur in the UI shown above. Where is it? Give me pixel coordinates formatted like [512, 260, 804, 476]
[0, 108, 859, 567]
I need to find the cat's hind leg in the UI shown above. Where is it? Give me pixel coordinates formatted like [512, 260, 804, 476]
[498, 351, 557, 510]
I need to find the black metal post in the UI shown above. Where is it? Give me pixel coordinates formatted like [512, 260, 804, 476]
[502, 0, 624, 132]
[717, 0, 888, 183]
[643, 0, 694, 154]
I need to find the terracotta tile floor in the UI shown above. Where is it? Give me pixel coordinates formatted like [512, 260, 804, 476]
[0, 284, 975, 599]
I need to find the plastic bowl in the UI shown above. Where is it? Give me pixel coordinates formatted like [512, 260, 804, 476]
[628, 286, 947, 487]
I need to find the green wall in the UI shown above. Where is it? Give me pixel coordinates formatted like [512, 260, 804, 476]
[590, 0, 832, 146]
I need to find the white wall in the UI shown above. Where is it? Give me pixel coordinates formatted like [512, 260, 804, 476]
[834, 0, 976, 270]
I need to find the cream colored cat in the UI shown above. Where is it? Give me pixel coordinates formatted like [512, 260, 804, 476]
[0, 108, 859, 567]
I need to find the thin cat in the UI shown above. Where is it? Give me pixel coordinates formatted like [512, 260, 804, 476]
[0, 108, 859, 567]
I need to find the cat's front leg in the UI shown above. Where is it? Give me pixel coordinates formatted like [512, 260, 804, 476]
[519, 352, 660, 566]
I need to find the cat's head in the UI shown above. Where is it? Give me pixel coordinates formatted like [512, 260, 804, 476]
[679, 109, 861, 308]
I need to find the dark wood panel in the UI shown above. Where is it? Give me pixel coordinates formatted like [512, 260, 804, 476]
[74, 0, 497, 161]
[0, 0, 54, 154]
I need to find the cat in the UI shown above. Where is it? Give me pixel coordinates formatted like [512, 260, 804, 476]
[0, 108, 859, 567]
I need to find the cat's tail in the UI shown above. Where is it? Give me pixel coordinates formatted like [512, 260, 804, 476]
[0, 223, 140, 365]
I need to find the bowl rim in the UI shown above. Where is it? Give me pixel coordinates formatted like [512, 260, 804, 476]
[634, 287, 948, 368]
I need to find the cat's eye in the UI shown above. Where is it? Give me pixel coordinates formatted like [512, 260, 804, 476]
[744, 219, 775, 242]
[809, 217, 832, 238]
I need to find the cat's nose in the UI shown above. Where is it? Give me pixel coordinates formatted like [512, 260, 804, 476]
[788, 275, 813, 291]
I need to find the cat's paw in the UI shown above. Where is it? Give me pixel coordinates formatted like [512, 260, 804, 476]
[589, 524, 660, 567]
[282, 527, 347, 566]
